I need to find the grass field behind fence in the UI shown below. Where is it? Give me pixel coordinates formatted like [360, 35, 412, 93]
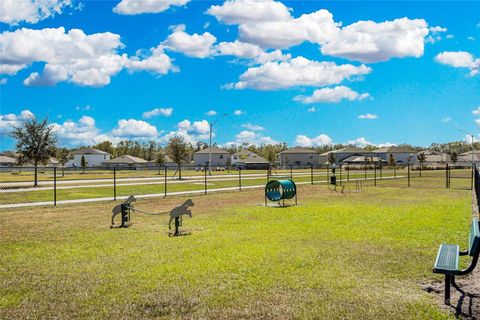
[0, 185, 470, 319]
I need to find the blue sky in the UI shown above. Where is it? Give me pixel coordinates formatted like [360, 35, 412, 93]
[0, 0, 479, 150]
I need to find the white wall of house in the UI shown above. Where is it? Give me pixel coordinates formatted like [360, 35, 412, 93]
[70, 154, 110, 167]
[279, 153, 318, 167]
[193, 153, 229, 167]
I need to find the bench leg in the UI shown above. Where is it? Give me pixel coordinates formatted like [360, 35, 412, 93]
[445, 274, 451, 304]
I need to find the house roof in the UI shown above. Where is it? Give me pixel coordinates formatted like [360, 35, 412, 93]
[195, 147, 230, 154]
[0, 155, 16, 163]
[374, 146, 416, 153]
[280, 147, 317, 154]
[149, 154, 175, 163]
[72, 148, 109, 155]
[422, 150, 446, 155]
[459, 150, 480, 156]
[103, 155, 148, 164]
[320, 147, 371, 156]
[342, 155, 386, 163]
[232, 149, 256, 157]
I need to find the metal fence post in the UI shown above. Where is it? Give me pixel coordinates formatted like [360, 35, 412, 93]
[164, 165, 167, 198]
[339, 165, 342, 185]
[239, 167, 242, 191]
[347, 166, 350, 182]
[445, 163, 449, 189]
[374, 165, 377, 186]
[113, 167, 117, 201]
[380, 163, 382, 179]
[267, 165, 270, 183]
[204, 164, 207, 195]
[290, 165, 293, 179]
[364, 164, 367, 180]
[54, 166, 57, 206]
[394, 165, 396, 178]
[310, 164, 313, 185]
[327, 165, 329, 183]
[408, 163, 411, 188]
[472, 163, 474, 191]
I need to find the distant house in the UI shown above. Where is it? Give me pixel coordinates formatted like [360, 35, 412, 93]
[233, 152, 270, 169]
[45, 157, 59, 167]
[193, 147, 230, 167]
[374, 146, 418, 164]
[231, 149, 257, 166]
[103, 155, 148, 169]
[69, 148, 110, 167]
[341, 155, 387, 166]
[457, 151, 480, 164]
[147, 154, 178, 168]
[319, 147, 372, 165]
[422, 150, 450, 164]
[0, 155, 17, 167]
[279, 147, 318, 167]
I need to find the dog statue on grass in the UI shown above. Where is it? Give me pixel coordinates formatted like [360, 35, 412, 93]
[111, 195, 136, 227]
[168, 199, 194, 233]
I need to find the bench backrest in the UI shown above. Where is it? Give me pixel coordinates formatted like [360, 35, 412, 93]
[468, 219, 480, 257]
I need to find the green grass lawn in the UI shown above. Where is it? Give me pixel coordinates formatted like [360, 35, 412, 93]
[0, 185, 471, 319]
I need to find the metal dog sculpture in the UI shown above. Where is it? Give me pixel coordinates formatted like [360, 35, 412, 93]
[111, 195, 136, 227]
[168, 199, 194, 236]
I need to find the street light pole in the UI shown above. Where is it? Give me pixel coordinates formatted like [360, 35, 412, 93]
[208, 113, 228, 175]
[460, 130, 476, 190]
[460, 129, 475, 166]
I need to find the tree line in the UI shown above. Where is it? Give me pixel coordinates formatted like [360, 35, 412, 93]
[7, 116, 477, 185]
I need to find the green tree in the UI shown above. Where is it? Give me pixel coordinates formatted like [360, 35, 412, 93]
[11, 117, 56, 186]
[327, 152, 336, 165]
[388, 153, 396, 167]
[450, 151, 458, 164]
[94, 141, 114, 156]
[80, 155, 87, 174]
[156, 152, 166, 174]
[166, 135, 190, 180]
[56, 148, 70, 177]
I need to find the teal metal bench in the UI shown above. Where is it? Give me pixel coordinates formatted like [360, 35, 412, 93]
[433, 219, 480, 304]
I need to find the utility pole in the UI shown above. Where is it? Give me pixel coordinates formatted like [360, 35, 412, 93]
[209, 113, 228, 175]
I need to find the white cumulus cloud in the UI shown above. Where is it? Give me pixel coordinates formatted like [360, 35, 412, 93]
[0, 27, 176, 87]
[435, 51, 480, 76]
[226, 56, 371, 90]
[111, 119, 158, 138]
[295, 86, 370, 103]
[0, 0, 74, 25]
[242, 123, 264, 131]
[232, 130, 277, 145]
[206, 110, 217, 116]
[0, 109, 35, 136]
[143, 107, 173, 118]
[113, 0, 190, 15]
[162, 24, 217, 58]
[358, 113, 378, 120]
[208, 0, 429, 63]
[295, 134, 332, 147]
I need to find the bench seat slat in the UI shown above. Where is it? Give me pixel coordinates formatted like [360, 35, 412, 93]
[434, 244, 459, 274]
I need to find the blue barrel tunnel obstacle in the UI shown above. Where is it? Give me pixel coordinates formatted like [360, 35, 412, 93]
[265, 179, 297, 206]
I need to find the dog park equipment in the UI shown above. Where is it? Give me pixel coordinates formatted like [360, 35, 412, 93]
[265, 179, 297, 206]
[111, 195, 136, 228]
[110, 196, 194, 236]
[433, 219, 480, 304]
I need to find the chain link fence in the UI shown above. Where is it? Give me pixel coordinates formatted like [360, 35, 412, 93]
[0, 163, 473, 208]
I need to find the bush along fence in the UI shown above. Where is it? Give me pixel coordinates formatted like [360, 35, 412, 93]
[0, 163, 474, 208]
